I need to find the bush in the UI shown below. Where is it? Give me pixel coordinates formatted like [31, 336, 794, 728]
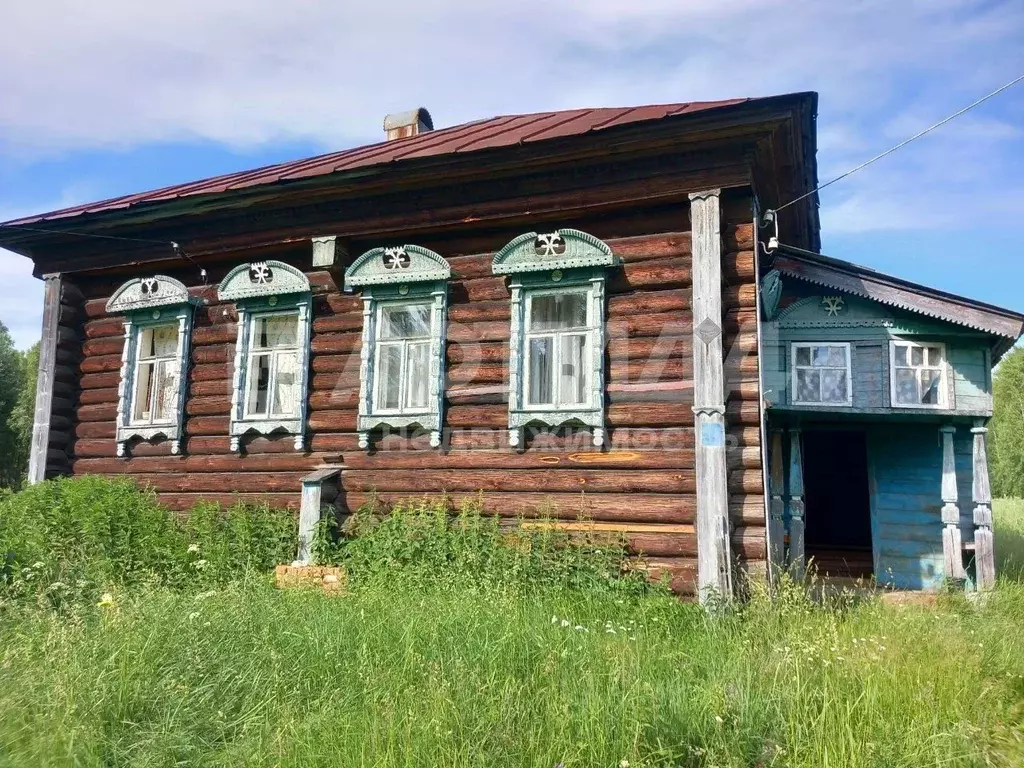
[0, 476, 296, 609]
[314, 495, 655, 596]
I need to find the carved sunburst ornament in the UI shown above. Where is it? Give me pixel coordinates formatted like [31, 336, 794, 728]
[248, 263, 274, 285]
[821, 296, 845, 316]
[383, 246, 410, 270]
[534, 232, 566, 257]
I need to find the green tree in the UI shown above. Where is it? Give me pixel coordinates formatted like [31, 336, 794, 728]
[8, 342, 39, 489]
[990, 346, 1024, 498]
[0, 323, 26, 488]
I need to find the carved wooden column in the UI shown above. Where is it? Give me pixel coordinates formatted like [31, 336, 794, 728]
[787, 427, 806, 579]
[971, 421, 996, 590]
[689, 189, 732, 602]
[768, 428, 786, 580]
[939, 425, 967, 581]
[28, 274, 62, 484]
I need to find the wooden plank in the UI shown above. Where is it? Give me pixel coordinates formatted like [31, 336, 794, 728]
[689, 189, 731, 602]
[341, 468, 695, 494]
[99, 471, 307, 493]
[337, 490, 695, 523]
[28, 274, 63, 484]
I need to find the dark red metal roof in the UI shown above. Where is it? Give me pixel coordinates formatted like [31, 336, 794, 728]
[3, 99, 753, 226]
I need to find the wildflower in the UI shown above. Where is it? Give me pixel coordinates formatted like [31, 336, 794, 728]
[97, 593, 115, 608]
[551, 615, 558, 624]
[187, 611, 201, 621]
[620, 761, 630, 768]
[574, 625, 587, 632]
[31, 561, 45, 569]
[560, 619, 570, 627]
[714, 715, 724, 724]
[606, 627, 616, 634]
[187, 543, 201, 554]
[193, 559, 209, 571]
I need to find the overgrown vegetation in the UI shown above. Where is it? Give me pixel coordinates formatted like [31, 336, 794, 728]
[0, 324, 30, 490]
[2, 478, 1024, 766]
[991, 346, 1024, 498]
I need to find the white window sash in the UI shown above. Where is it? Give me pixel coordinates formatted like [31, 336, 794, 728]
[790, 342, 853, 406]
[372, 300, 433, 415]
[889, 340, 948, 409]
[522, 287, 594, 411]
[243, 311, 301, 420]
[128, 324, 180, 426]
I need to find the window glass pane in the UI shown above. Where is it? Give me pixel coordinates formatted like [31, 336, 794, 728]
[893, 345, 908, 366]
[253, 314, 298, 350]
[247, 354, 271, 415]
[529, 293, 587, 332]
[920, 369, 942, 405]
[926, 346, 942, 366]
[406, 342, 430, 409]
[910, 346, 924, 366]
[133, 361, 155, 421]
[138, 325, 179, 359]
[811, 346, 830, 366]
[894, 368, 918, 404]
[559, 334, 587, 406]
[796, 369, 820, 402]
[272, 352, 300, 416]
[821, 369, 847, 403]
[828, 346, 847, 367]
[152, 359, 179, 422]
[376, 344, 402, 410]
[381, 304, 431, 340]
[795, 346, 811, 366]
[528, 337, 553, 405]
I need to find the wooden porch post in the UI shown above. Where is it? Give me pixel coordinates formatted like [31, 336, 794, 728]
[787, 427, 806, 579]
[689, 188, 732, 602]
[27, 274, 62, 485]
[939, 425, 967, 581]
[971, 421, 996, 590]
[768, 428, 786, 580]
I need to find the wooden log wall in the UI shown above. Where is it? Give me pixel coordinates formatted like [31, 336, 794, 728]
[64, 196, 763, 596]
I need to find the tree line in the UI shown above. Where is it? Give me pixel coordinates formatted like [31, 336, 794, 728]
[0, 322, 37, 490]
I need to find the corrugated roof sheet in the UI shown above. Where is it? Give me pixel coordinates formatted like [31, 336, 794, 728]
[2, 99, 752, 226]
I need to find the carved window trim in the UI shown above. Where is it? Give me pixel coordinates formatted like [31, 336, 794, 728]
[218, 261, 312, 452]
[889, 339, 950, 410]
[789, 342, 853, 407]
[344, 245, 450, 450]
[493, 230, 617, 450]
[106, 275, 195, 457]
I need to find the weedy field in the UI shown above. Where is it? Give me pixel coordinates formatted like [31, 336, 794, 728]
[1, 479, 1023, 767]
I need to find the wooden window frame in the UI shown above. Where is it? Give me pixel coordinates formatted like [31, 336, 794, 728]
[889, 339, 949, 410]
[371, 298, 437, 417]
[521, 286, 596, 412]
[343, 245, 451, 451]
[242, 309, 303, 421]
[129, 323, 182, 427]
[789, 342, 853, 407]
[105, 275, 195, 458]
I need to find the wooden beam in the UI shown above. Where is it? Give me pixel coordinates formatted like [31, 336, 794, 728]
[689, 189, 732, 603]
[767, 428, 786, 581]
[971, 421, 996, 590]
[28, 274, 62, 484]
[939, 425, 967, 581]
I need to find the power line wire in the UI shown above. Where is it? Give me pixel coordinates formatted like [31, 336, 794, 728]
[773, 72, 1024, 215]
[0, 223, 176, 246]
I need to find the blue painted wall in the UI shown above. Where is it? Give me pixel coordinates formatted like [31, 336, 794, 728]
[866, 424, 975, 589]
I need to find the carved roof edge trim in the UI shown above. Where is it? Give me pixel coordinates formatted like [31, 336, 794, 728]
[217, 260, 311, 301]
[773, 247, 1024, 344]
[492, 228, 616, 275]
[106, 275, 192, 314]
[344, 245, 451, 289]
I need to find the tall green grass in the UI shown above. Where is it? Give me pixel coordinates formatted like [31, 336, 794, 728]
[1, 481, 1023, 765]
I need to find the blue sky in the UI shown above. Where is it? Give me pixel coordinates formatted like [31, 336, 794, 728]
[2, 0, 1023, 349]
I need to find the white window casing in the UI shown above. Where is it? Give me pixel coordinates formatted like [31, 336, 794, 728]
[889, 339, 949, 409]
[790, 342, 853, 406]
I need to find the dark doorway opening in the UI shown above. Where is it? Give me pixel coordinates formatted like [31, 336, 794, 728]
[802, 429, 873, 580]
